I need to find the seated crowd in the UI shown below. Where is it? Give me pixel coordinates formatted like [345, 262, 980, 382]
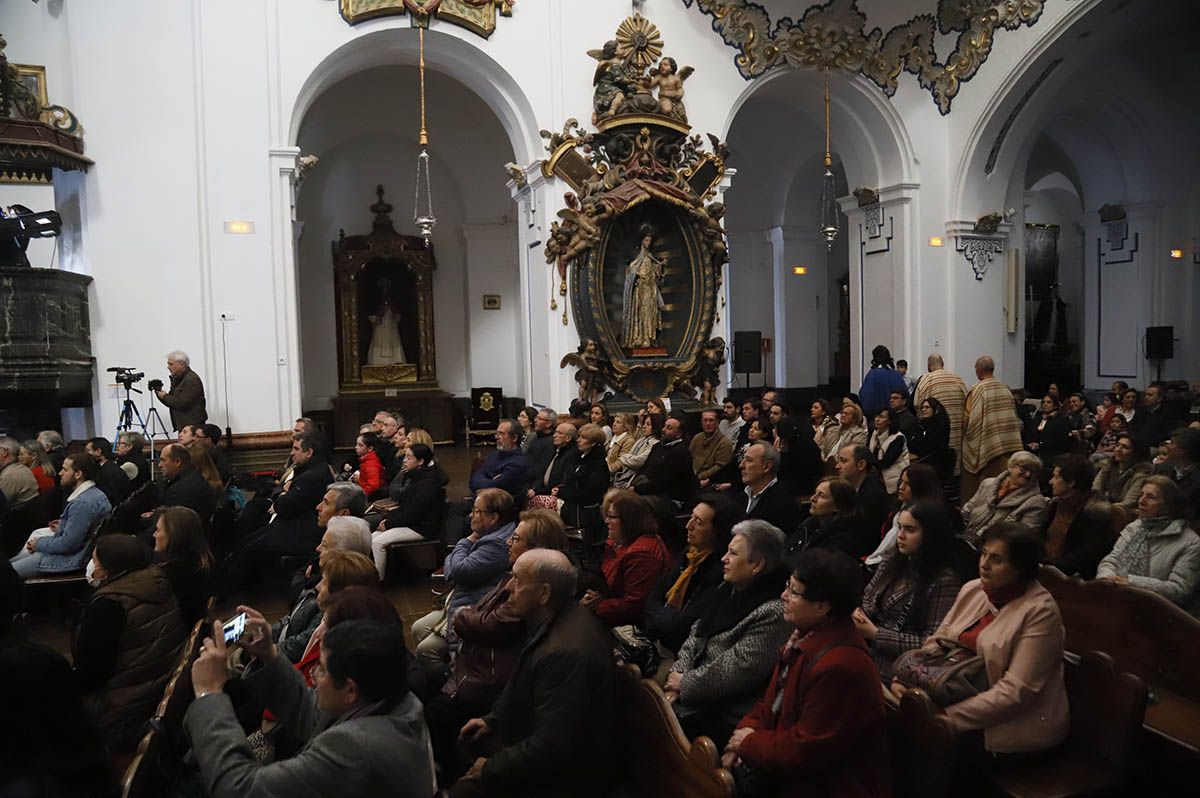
[3, 356, 1200, 798]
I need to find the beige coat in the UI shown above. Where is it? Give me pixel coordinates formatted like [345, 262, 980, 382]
[926, 579, 1069, 753]
[606, 431, 635, 474]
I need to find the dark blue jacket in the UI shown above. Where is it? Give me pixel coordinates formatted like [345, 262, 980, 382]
[469, 448, 527, 498]
[858, 366, 908, 418]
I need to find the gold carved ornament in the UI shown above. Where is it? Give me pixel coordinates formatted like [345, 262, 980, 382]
[338, 0, 514, 38]
[680, 0, 1046, 114]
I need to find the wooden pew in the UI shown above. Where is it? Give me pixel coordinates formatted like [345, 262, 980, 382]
[1038, 565, 1200, 753]
[610, 663, 734, 797]
[886, 689, 956, 798]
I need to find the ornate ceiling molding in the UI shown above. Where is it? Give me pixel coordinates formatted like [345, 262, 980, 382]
[681, 0, 1047, 115]
[337, 0, 514, 38]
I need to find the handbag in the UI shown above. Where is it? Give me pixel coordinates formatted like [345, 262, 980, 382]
[611, 624, 660, 678]
[891, 640, 989, 706]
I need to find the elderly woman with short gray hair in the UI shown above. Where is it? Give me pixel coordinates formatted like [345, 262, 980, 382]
[960, 450, 1050, 545]
[664, 519, 793, 750]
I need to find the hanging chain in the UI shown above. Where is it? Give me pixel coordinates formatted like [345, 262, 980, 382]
[823, 67, 832, 168]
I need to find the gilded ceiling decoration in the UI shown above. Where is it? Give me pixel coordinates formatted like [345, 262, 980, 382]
[681, 0, 1047, 114]
[338, 0, 514, 38]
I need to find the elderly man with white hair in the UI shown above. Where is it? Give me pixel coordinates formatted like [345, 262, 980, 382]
[154, 349, 208, 431]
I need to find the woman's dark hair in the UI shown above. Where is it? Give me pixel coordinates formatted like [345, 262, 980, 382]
[157, 506, 214, 573]
[900, 463, 944, 503]
[694, 491, 744, 553]
[873, 501, 958, 622]
[519, 406, 538, 427]
[920, 396, 947, 419]
[874, 407, 899, 433]
[843, 392, 861, 408]
[1103, 392, 1118, 405]
[1053, 453, 1094, 492]
[1069, 392, 1093, 413]
[791, 549, 864, 617]
[812, 398, 832, 418]
[643, 412, 665, 438]
[749, 418, 774, 440]
[603, 489, 658, 543]
[358, 431, 383, 452]
[408, 442, 434, 465]
[1121, 388, 1140, 405]
[95, 534, 152, 578]
[324, 585, 403, 629]
[322, 619, 410, 704]
[1042, 393, 1061, 410]
[590, 403, 610, 426]
[981, 522, 1043, 582]
[818, 476, 862, 519]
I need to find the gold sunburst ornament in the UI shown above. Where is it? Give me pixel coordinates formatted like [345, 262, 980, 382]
[615, 14, 663, 71]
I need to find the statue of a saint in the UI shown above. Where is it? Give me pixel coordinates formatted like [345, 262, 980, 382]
[366, 277, 407, 365]
[621, 226, 666, 349]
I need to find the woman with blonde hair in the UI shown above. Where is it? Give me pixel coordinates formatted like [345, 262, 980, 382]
[186, 441, 225, 493]
[406, 428, 434, 448]
[822, 403, 867, 467]
[607, 412, 638, 473]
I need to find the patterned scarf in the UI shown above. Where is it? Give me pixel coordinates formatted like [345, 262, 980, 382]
[664, 548, 711, 609]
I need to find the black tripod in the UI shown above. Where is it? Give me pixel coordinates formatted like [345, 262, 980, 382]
[114, 383, 147, 440]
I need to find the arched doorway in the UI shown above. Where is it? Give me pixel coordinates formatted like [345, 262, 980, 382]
[720, 68, 915, 391]
[289, 29, 538, 420]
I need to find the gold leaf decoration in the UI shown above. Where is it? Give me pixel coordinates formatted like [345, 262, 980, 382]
[615, 14, 664, 71]
[680, 0, 1046, 115]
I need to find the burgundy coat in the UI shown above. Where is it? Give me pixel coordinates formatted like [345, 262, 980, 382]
[446, 573, 524, 707]
[736, 616, 892, 798]
[594, 533, 672, 627]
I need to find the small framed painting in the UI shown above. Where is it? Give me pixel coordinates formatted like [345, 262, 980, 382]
[482, 294, 501, 310]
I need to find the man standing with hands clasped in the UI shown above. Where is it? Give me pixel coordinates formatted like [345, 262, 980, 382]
[185, 607, 434, 796]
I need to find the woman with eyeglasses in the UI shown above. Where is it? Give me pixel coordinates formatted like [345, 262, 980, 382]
[961, 451, 1049, 546]
[580, 489, 671, 627]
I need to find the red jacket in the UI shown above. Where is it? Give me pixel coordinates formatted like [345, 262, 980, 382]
[594, 533, 671, 627]
[356, 450, 384, 498]
[736, 616, 892, 798]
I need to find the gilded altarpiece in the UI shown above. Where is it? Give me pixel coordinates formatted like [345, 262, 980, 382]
[333, 187, 439, 393]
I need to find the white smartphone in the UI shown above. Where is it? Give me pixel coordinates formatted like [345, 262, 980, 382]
[222, 612, 248, 645]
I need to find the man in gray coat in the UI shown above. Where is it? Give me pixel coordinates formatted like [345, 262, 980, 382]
[186, 610, 434, 797]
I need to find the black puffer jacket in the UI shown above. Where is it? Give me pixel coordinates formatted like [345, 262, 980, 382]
[385, 463, 449, 539]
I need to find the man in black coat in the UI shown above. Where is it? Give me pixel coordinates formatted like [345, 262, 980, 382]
[452, 549, 615, 798]
[632, 416, 697, 515]
[528, 422, 579, 498]
[889, 389, 921, 442]
[216, 431, 333, 600]
[1131, 383, 1179, 449]
[84, 437, 132, 507]
[1156, 427, 1200, 524]
[835, 444, 892, 535]
[725, 442, 799, 537]
[115, 432, 151, 488]
[522, 408, 558, 490]
[156, 444, 220, 520]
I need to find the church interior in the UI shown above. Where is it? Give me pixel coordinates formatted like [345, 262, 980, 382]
[2, 0, 1199, 795]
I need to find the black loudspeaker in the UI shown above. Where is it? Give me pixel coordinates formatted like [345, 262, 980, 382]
[733, 331, 763, 374]
[1146, 326, 1174, 360]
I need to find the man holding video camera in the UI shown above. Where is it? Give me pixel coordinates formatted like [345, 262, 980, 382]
[154, 350, 208, 432]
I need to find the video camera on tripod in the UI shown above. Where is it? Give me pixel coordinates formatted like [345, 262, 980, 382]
[107, 366, 146, 393]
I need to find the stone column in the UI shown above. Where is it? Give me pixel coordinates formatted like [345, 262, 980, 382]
[267, 146, 303, 428]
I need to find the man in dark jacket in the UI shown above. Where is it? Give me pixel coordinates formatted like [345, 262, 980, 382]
[632, 417, 697, 517]
[1156, 427, 1200, 524]
[522, 408, 558, 490]
[84, 437, 132, 507]
[154, 350, 207, 431]
[451, 549, 615, 798]
[888, 390, 921, 442]
[528, 423, 578, 498]
[470, 420, 528, 499]
[726, 442, 799, 537]
[835, 445, 891, 538]
[115, 431, 151, 487]
[216, 432, 333, 600]
[1131, 383, 1179, 449]
[156, 444, 220, 520]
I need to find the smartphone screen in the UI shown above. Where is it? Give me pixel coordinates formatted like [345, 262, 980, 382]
[222, 612, 248, 645]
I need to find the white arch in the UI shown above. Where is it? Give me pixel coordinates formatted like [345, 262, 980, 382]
[288, 26, 541, 166]
[721, 68, 918, 190]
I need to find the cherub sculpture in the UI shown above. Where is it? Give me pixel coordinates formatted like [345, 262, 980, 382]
[649, 57, 693, 122]
[692, 337, 726, 406]
[691, 202, 728, 268]
[587, 41, 636, 124]
[558, 198, 613, 264]
[560, 339, 606, 406]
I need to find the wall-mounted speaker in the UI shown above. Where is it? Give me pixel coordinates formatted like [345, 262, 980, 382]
[1146, 326, 1174, 360]
[733, 331, 763, 374]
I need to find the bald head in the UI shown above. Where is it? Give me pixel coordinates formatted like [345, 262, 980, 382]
[927, 353, 944, 371]
[514, 548, 577, 609]
[974, 356, 995, 379]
